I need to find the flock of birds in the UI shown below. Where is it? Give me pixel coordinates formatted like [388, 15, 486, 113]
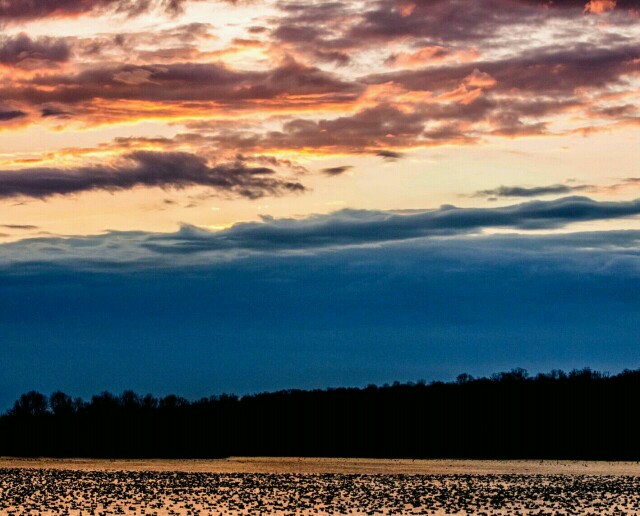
[1, 468, 640, 515]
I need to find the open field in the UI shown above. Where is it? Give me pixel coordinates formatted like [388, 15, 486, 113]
[3, 459, 640, 515]
[4, 457, 640, 475]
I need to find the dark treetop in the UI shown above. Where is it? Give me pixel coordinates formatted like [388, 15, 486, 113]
[2, 367, 639, 459]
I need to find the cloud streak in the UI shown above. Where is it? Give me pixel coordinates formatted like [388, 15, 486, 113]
[4, 59, 358, 106]
[0, 151, 305, 200]
[0, 0, 207, 23]
[3, 196, 640, 269]
[0, 108, 26, 121]
[0, 34, 71, 67]
[321, 166, 353, 176]
[475, 184, 593, 198]
[139, 196, 640, 256]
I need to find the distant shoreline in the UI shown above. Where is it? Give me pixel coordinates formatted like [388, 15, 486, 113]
[3, 457, 640, 475]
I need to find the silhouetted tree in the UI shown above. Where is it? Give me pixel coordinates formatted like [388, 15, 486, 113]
[9, 391, 48, 417]
[2, 368, 640, 459]
[456, 373, 474, 385]
[50, 391, 74, 417]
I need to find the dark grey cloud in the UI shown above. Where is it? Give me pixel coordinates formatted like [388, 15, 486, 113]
[4, 197, 640, 274]
[248, 104, 429, 153]
[158, 104, 451, 156]
[321, 165, 353, 175]
[2, 59, 359, 109]
[128, 92, 568, 157]
[272, 0, 513, 63]
[475, 184, 592, 198]
[0, 0, 148, 22]
[0, 0, 215, 23]
[0, 34, 71, 67]
[1, 224, 39, 230]
[4, 196, 636, 269]
[348, 0, 538, 45]
[40, 105, 72, 118]
[592, 104, 638, 118]
[366, 43, 640, 96]
[0, 108, 26, 121]
[272, 0, 639, 68]
[0, 151, 306, 200]
[522, 0, 640, 8]
[74, 23, 215, 62]
[156, 103, 442, 157]
[138, 196, 640, 256]
[76, 81, 624, 154]
[376, 150, 404, 160]
[104, 43, 634, 155]
[347, 0, 638, 47]
[271, 2, 356, 64]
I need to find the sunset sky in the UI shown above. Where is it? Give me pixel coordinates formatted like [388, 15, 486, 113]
[0, 0, 639, 408]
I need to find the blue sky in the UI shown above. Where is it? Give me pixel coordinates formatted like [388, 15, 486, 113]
[2, 198, 640, 409]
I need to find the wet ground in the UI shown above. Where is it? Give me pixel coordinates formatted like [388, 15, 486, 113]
[2, 463, 640, 515]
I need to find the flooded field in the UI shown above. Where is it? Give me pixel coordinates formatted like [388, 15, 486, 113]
[2, 458, 640, 515]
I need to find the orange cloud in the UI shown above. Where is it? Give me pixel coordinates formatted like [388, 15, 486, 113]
[584, 0, 617, 13]
[387, 46, 481, 69]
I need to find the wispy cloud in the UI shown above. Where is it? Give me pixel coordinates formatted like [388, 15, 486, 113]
[321, 166, 353, 176]
[3, 196, 640, 270]
[0, 151, 305, 200]
[0, 0, 211, 23]
[0, 33, 71, 68]
[474, 184, 593, 198]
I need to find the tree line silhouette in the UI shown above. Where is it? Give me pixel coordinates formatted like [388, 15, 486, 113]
[2, 367, 640, 459]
